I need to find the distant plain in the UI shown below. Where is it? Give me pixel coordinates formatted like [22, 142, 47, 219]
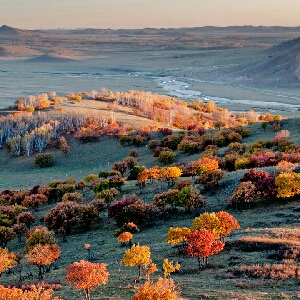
[1, 26, 300, 116]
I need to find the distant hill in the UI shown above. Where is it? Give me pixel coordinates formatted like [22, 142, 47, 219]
[0, 25, 24, 36]
[0, 25, 46, 36]
[219, 37, 300, 87]
[26, 53, 79, 62]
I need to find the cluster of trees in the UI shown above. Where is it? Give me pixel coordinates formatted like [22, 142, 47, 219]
[166, 211, 240, 268]
[229, 165, 300, 209]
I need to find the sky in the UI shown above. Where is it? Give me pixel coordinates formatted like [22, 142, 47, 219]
[1, 0, 300, 30]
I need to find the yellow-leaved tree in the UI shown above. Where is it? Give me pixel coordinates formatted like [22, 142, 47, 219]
[191, 212, 222, 238]
[122, 243, 151, 280]
[165, 227, 191, 252]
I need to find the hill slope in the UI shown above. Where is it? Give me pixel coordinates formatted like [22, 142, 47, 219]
[220, 37, 300, 87]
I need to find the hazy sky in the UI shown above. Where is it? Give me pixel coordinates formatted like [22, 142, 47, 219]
[1, 0, 300, 29]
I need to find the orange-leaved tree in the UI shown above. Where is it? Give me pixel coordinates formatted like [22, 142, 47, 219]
[65, 260, 109, 300]
[184, 229, 224, 269]
[216, 211, 240, 241]
[117, 231, 133, 247]
[0, 247, 16, 274]
[0, 285, 61, 300]
[132, 277, 180, 300]
[122, 243, 151, 280]
[26, 244, 60, 280]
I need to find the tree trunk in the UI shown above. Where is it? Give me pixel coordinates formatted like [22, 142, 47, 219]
[38, 266, 43, 281]
[85, 289, 90, 300]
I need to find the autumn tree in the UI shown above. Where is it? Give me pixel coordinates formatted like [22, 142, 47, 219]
[44, 201, 80, 240]
[65, 260, 109, 300]
[184, 229, 224, 269]
[160, 166, 182, 186]
[25, 226, 57, 253]
[216, 211, 240, 241]
[122, 243, 151, 280]
[275, 172, 300, 199]
[112, 161, 128, 177]
[59, 136, 70, 155]
[0, 226, 16, 248]
[162, 258, 180, 278]
[0, 285, 61, 300]
[26, 244, 60, 280]
[191, 212, 222, 237]
[0, 247, 16, 274]
[132, 277, 180, 300]
[165, 227, 191, 253]
[117, 231, 133, 247]
[17, 211, 36, 229]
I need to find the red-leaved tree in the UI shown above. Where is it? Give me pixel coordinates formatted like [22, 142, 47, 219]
[184, 229, 224, 269]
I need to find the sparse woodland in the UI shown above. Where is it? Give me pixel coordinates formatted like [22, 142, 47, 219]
[1, 89, 300, 299]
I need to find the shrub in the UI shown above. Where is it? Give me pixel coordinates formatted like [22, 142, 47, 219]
[194, 169, 226, 189]
[228, 181, 257, 209]
[44, 201, 81, 238]
[91, 179, 109, 193]
[123, 156, 137, 170]
[89, 199, 107, 213]
[0, 205, 15, 226]
[176, 186, 206, 212]
[129, 149, 139, 158]
[95, 188, 120, 205]
[84, 174, 99, 183]
[114, 222, 140, 237]
[128, 165, 146, 180]
[62, 192, 84, 203]
[22, 194, 48, 210]
[108, 195, 137, 220]
[158, 150, 176, 164]
[78, 205, 99, 231]
[133, 277, 180, 300]
[35, 154, 54, 168]
[113, 199, 160, 227]
[240, 169, 269, 183]
[158, 128, 173, 136]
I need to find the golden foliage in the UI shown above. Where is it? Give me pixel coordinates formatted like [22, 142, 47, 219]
[275, 172, 300, 198]
[191, 212, 222, 238]
[165, 227, 191, 245]
[0, 248, 16, 274]
[132, 277, 179, 300]
[162, 259, 180, 278]
[122, 243, 151, 268]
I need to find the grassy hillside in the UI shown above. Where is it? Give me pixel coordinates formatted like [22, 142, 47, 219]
[1, 98, 300, 299]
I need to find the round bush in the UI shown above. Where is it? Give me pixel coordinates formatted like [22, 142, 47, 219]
[35, 153, 54, 168]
